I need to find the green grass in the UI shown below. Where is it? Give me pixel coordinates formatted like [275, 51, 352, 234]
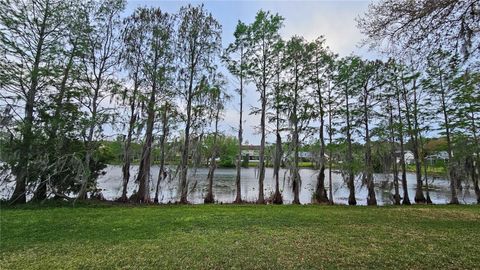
[247, 161, 314, 168]
[406, 164, 447, 176]
[1, 203, 479, 269]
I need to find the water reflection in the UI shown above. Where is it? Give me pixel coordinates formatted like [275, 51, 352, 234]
[97, 165, 478, 205]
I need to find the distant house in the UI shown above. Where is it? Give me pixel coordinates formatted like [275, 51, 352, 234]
[395, 150, 415, 164]
[298, 151, 314, 161]
[426, 151, 449, 164]
[241, 145, 261, 163]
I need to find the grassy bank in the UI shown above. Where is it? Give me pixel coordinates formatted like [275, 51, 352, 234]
[1, 203, 479, 269]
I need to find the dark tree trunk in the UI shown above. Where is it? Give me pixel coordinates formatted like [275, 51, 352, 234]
[205, 106, 220, 204]
[179, 63, 197, 204]
[272, 132, 283, 204]
[439, 74, 459, 204]
[388, 100, 401, 205]
[291, 65, 301, 205]
[363, 84, 376, 206]
[396, 91, 411, 205]
[234, 48, 244, 204]
[272, 64, 283, 205]
[121, 69, 140, 202]
[345, 85, 356, 205]
[257, 55, 267, 205]
[135, 87, 156, 203]
[10, 1, 50, 204]
[402, 80, 425, 203]
[472, 158, 480, 204]
[154, 103, 169, 203]
[328, 92, 334, 205]
[204, 155, 216, 204]
[314, 79, 328, 204]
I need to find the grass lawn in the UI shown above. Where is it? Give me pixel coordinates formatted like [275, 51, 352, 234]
[1, 203, 479, 269]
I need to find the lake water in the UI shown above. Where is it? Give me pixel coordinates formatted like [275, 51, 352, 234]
[1, 165, 476, 205]
[93, 165, 478, 205]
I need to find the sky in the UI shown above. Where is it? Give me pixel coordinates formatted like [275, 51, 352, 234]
[125, 0, 376, 144]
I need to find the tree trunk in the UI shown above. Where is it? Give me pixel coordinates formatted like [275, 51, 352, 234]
[388, 100, 401, 205]
[272, 65, 283, 205]
[77, 80, 100, 200]
[135, 86, 156, 203]
[314, 79, 328, 204]
[364, 85, 377, 206]
[472, 158, 480, 204]
[272, 132, 283, 204]
[345, 85, 356, 205]
[205, 106, 220, 204]
[292, 67, 301, 205]
[402, 80, 425, 203]
[121, 70, 140, 202]
[257, 53, 267, 204]
[328, 94, 334, 205]
[179, 57, 198, 204]
[154, 103, 169, 203]
[234, 49, 244, 204]
[396, 91, 411, 205]
[439, 75, 459, 204]
[292, 130, 301, 205]
[10, 1, 50, 204]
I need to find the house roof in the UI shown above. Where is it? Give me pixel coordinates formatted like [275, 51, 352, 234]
[241, 145, 261, 150]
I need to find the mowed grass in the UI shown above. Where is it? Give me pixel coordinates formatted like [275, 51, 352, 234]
[1, 203, 479, 269]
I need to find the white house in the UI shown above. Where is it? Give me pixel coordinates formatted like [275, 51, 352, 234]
[395, 150, 415, 164]
[426, 151, 449, 164]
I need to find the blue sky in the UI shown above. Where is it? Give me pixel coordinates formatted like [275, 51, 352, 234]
[125, 0, 376, 144]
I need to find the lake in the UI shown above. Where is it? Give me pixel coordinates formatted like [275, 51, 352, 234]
[95, 165, 478, 205]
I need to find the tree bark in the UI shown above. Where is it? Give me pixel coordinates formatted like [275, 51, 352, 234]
[154, 103, 169, 203]
[314, 72, 328, 204]
[234, 47, 244, 204]
[401, 79, 426, 203]
[345, 84, 356, 205]
[204, 104, 220, 204]
[10, 0, 51, 204]
[388, 100, 401, 205]
[120, 69, 139, 202]
[439, 74, 459, 204]
[396, 90, 411, 205]
[291, 63, 301, 205]
[363, 84, 377, 206]
[328, 91, 334, 205]
[135, 85, 156, 203]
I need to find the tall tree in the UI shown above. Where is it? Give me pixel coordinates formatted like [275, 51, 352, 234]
[204, 75, 229, 203]
[33, 1, 88, 201]
[399, 64, 426, 203]
[387, 98, 401, 205]
[452, 71, 480, 203]
[282, 36, 312, 204]
[325, 58, 338, 205]
[119, 9, 146, 202]
[310, 37, 331, 204]
[270, 39, 285, 204]
[356, 60, 384, 206]
[223, 21, 249, 204]
[1, 0, 70, 203]
[244, 10, 284, 204]
[133, 7, 175, 203]
[423, 50, 461, 204]
[77, 0, 125, 200]
[335, 56, 362, 205]
[387, 60, 411, 205]
[176, 4, 222, 204]
[154, 101, 177, 203]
